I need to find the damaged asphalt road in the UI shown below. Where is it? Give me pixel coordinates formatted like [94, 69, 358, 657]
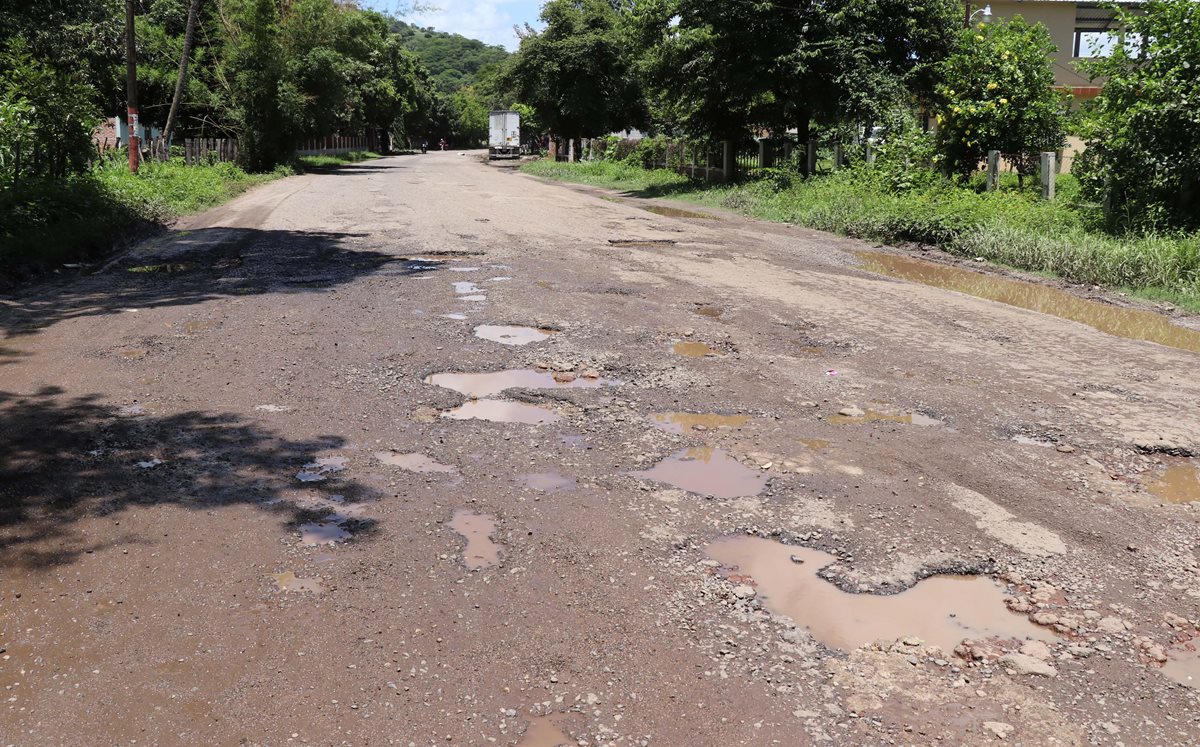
[2, 151, 1199, 746]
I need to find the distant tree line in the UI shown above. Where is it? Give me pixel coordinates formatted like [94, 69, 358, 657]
[0, 0, 444, 176]
[498, 0, 1200, 231]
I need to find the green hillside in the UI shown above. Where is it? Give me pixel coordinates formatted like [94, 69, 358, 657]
[391, 21, 510, 93]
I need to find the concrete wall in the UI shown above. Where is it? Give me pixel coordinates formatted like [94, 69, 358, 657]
[988, 0, 1092, 89]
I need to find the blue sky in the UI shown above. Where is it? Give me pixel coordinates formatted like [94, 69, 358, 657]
[365, 1, 543, 51]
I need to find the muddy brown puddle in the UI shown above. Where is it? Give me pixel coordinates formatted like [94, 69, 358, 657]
[630, 447, 768, 499]
[442, 399, 562, 425]
[649, 412, 751, 434]
[449, 509, 501, 570]
[673, 341, 722, 357]
[517, 716, 572, 746]
[1146, 460, 1200, 503]
[427, 369, 618, 398]
[270, 571, 323, 594]
[518, 472, 577, 492]
[1162, 645, 1200, 689]
[695, 305, 723, 318]
[641, 205, 720, 220]
[375, 451, 457, 474]
[707, 536, 1051, 652]
[473, 325, 556, 346]
[856, 251, 1200, 355]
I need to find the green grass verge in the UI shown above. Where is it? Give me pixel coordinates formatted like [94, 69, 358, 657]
[0, 151, 382, 277]
[296, 151, 383, 169]
[522, 159, 1200, 312]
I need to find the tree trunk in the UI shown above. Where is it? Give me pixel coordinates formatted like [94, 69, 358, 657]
[162, 0, 203, 156]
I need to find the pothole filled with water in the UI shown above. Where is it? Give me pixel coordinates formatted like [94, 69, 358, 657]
[374, 451, 457, 474]
[855, 251, 1200, 354]
[426, 369, 618, 398]
[827, 408, 942, 427]
[442, 399, 562, 425]
[706, 535, 1052, 652]
[642, 205, 720, 220]
[629, 447, 768, 499]
[298, 515, 353, 546]
[694, 305, 723, 318]
[449, 509, 501, 570]
[608, 239, 678, 248]
[453, 281, 483, 295]
[1145, 461, 1200, 503]
[473, 325, 556, 346]
[648, 412, 751, 434]
[296, 456, 347, 482]
[673, 341, 723, 358]
[518, 472, 577, 492]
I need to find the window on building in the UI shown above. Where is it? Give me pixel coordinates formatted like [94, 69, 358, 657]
[1074, 29, 1119, 58]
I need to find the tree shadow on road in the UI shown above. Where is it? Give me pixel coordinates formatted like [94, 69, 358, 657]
[0, 386, 379, 570]
[0, 226, 440, 338]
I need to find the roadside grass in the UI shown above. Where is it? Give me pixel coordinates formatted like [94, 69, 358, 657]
[0, 150, 381, 277]
[296, 151, 382, 169]
[522, 159, 1200, 312]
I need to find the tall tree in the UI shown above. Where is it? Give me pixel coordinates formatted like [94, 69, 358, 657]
[161, 0, 203, 151]
[1074, 0, 1200, 230]
[631, 0, 959, 148]
[934, 17, 1068, 183]
[504, 0, 647, 145]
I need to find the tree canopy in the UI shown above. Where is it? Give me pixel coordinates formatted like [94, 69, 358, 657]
[503, 0, 647, 139]
[1074, 0, 1200, 230]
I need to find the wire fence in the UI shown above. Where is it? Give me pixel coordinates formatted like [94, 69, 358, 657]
[90, 131, 381, 167]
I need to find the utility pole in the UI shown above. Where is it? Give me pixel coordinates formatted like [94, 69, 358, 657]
[125, 0, 140, 173]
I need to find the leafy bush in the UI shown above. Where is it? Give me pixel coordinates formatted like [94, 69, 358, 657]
[1074, 0, 1200, 231]
[1, 158, 282, 273]
[934, 18, 1068, 183]
[0, 40, 99, 182]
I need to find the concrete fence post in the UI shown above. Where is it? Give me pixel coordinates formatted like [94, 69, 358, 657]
[833, 143, 844, 169]
[864, 142, 875, 164]
[806, 140, 817, 176]
[568, 138, 575, 163]
[1040, 151, 1056, 200]
[722, 140, 734, 183]
[986, 150, 1001, 191]
[758, 139, 769, 169]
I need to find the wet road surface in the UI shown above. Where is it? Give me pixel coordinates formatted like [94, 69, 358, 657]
[2, 151, 1200, 745]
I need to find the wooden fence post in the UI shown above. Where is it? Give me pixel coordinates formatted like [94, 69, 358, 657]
[1040, 151, 1056, 200]
[986, 150, 1001, 191]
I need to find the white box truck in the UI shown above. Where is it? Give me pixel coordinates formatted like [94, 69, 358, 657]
[488, 110, 521, 160]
